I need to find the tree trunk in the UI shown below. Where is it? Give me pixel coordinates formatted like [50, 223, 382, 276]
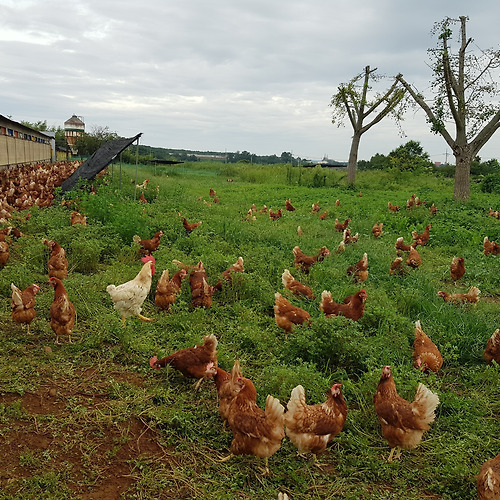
[453, 151, 472, 201]
[346, 132, 361, 184]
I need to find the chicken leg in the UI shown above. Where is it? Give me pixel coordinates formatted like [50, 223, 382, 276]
[193, 377, 204, 392]
[121, 313, 154, 327]
[296, 451, 327, 469]
[387, 447, 401, 462]
[55, 334, 72, 344]
[312, 454, 329, 470]
[218, 453, 270, 475]
[218, 453, 233, 463]
[259, 457, 270, 476]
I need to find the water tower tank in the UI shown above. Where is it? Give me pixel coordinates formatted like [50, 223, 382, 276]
[64, 114, 85, 153]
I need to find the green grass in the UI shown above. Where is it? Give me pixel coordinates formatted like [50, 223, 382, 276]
[0, 161, 499, 499]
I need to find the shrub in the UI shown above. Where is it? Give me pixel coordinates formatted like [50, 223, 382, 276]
[481, 173, 500, 193]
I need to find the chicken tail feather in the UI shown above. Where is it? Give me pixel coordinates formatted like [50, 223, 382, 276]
[265, 394, 285, 435]
[286, 384, 306, 414]
[319, 290, 334, 312]
[282, 269, 293, 288]
[413, 383, 439, 424]
[202, 334, 218, 351]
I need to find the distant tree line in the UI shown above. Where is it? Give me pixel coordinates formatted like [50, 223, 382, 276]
[356, 139, 500, 193]
[357, 140, 500, 178]
[21, 119, 499, 193]
[119, 146, 304, 165]
[19, 120, 307, 165]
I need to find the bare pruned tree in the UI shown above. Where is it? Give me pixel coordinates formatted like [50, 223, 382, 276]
[397, 16, 500, 201]
[330, 65, 407, 184]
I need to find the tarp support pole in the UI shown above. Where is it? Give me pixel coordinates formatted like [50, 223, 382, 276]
[134, 135, 140, 201]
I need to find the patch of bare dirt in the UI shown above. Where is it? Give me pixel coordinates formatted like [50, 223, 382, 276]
[0, 370, 165, 499]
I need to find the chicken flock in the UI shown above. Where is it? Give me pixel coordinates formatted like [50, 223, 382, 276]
[1, 166, 499, 494]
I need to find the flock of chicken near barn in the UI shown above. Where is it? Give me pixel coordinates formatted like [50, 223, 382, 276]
[1, 162, 500, 494]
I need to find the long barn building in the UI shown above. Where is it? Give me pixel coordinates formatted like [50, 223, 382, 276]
[0, 115, 55, 170]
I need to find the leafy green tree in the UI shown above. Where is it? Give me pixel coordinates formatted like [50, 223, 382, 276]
[397, 16, 500, 200]
[359, 153, 391, 170]
[21, 120, 67, 149]
[239, 151, 252, 162]
[388, 140, 433, 171]
[74, 126, 119, 156]
[53, 128, 67, 149]
[330, 65, 407, 184]
[470, 157, 499, 176]
[21, 119, 50, 131]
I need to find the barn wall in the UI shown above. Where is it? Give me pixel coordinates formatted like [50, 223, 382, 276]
[0, 135, 52, 167]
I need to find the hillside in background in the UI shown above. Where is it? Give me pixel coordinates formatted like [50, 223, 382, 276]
[133, 144, 347, 166]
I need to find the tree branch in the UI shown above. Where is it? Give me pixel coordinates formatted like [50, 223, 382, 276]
[441, 34, 461, 126]
[471, 107, 500, 153]
[396, 74, 456, 148]
[363, 80, 402, 118]
[339, 88, 358, 130]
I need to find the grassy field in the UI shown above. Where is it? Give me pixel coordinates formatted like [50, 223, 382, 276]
[0, 161, 499, 499]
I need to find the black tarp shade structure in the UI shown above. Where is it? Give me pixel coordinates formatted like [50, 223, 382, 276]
[61, 133, 142, 192]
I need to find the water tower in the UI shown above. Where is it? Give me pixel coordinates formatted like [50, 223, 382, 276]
[64, 114, 85, 154]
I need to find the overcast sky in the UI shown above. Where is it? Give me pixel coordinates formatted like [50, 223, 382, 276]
[1, 1, 499, 162]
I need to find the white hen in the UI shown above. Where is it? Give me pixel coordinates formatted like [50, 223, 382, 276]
[106, 256, 155, 326]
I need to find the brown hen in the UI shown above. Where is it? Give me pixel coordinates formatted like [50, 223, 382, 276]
[371, 222, 384, 238]
[133, 230, 163, 255]
[477, 452, 500, 499]
[11, 283, 40, 334]
[214, 257, 244, 291]
[154, 268, 187, 310]
[483, 329, 500, 365]
[149, 334, 218, 391]
[334, 218, 351, 232]
[450, 256, 465, 284]
[293, 246, 330, 274]
[437, 286, 480, 305]
[274, 292, 311, 335]
[346, 253, 369, 283]
[413, 320, 443, 373]
[320, 289, 367, 321]
[43, 238, 68, 280]
[285, 383, 347, 466]
[49, 277, 76, 344]
[224, 375, 285, 474]
[483, 237, 500, 256]
[374, 365, 439, 462]
[281, 269, 315, 299]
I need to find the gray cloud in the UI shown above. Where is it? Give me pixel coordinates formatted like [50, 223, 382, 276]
[1, 0, 499, 161]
